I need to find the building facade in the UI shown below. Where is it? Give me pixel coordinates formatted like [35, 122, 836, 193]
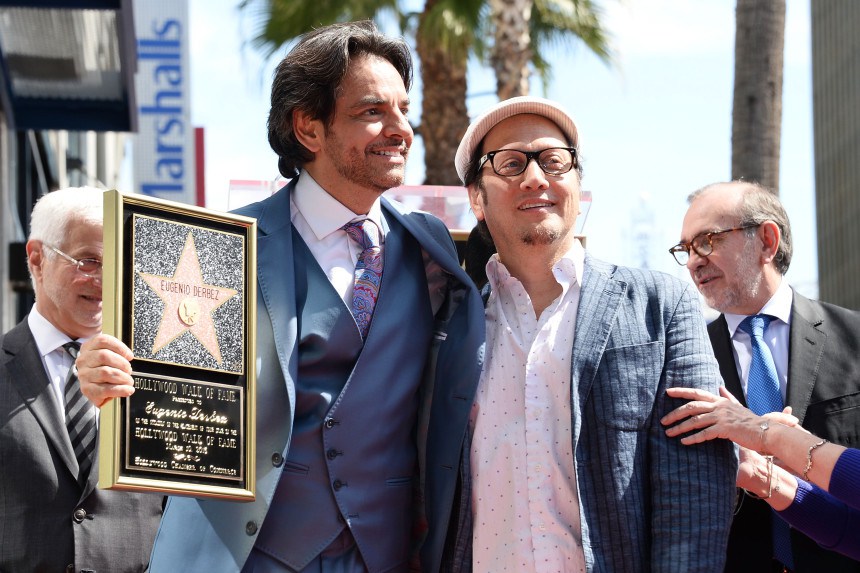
[812, 1, 860, 309]
[0, 2, 137, 330]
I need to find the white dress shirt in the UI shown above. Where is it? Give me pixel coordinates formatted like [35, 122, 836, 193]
[470, 239, 587, 573]
[290, 171, 386, 306]
[724, 278, 793, 403]
[27, 306, 90, 411]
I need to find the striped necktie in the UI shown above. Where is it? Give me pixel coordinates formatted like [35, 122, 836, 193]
[62, 341, 97, 484]
[342, 219, 383, 340]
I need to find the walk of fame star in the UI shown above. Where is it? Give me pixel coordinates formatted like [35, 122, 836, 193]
[138, 232, 239, 364]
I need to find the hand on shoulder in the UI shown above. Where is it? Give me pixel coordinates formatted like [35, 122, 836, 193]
[661, 386, 798, 451]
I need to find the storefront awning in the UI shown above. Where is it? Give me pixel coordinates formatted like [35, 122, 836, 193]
[0, 0, 137, 131]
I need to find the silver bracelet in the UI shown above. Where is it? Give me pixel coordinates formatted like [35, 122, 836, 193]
[803, 439, 827, 482]
[758, 420, 771, 455]
[745, 455, 774, 500]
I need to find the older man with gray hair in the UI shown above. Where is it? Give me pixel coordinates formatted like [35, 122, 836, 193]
[671, 180, 860, 573]
[0, 187, 162, 572]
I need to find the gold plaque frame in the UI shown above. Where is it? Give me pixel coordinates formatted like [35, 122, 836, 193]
[99, 190, 256, 500]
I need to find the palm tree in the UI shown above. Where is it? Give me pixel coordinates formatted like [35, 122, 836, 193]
[410, 0, 482, 184]
[239, 0, 611, 184]
[491, 0, 611, 100]
[490, 0, 532, 100]
[237, 0, 399, 58]
[731, 0, 785, 193]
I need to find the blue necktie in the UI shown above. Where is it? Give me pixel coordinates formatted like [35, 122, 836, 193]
[738, 314, 783, 415]
[738, 314, 793, 569]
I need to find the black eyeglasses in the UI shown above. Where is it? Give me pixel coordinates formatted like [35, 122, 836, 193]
[479, 147, 577, 178]
[668, 224, 760, 265]
[46, 244, 102, 278]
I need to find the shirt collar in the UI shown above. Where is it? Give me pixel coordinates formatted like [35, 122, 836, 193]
[292, 170, 386, 241]
[724, 277, 793, 336]
[27, 305, 89, 358]
[486, 237, 585, 291]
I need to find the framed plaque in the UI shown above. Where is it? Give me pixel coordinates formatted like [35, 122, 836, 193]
[99, 190, 256, 500]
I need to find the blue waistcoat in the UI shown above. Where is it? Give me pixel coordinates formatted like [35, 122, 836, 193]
[253, 215, 433, 572]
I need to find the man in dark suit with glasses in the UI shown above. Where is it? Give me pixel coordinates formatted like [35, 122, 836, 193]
[671, 180, 860, 573]
[0, 187, 163, 572]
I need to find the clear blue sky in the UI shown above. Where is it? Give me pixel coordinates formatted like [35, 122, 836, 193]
[188, 0, 817, 300]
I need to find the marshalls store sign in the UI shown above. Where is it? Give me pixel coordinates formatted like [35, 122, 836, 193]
[133, 0, 195, 204]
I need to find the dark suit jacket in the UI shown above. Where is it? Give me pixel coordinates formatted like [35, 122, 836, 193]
[709, 291, 860, 573]
[0, 319, 163, 573]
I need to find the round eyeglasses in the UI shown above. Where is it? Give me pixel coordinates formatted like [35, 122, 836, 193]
[46, 244, 102, 278]
[478, 147, 577, 178]
[668, 224, 760, 265]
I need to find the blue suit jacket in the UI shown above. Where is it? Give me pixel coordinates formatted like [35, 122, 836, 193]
[148, 181, 485, 572]
[450, 255, 737, 572]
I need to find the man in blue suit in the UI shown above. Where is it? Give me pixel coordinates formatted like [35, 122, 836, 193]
[450, 96, 737, 572]
[77, 21, 484, 572]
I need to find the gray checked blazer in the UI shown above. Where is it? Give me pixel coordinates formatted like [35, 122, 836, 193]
[446, 255, 737, 573]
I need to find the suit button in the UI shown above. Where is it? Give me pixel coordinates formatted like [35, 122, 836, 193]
[333, 479, 346, 491]
[246, 520, 258, 535]
[324, 417, 337, 429]
[271, 452, 284, 467]
[73, 508, 87, 523]
[326, 449, 341, 460]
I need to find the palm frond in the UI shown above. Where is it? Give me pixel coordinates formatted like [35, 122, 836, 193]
[528, 0, 614, 91]
[417, 0, 487, 62]
[238, 0, 401, 59]
[532, 0, 614, 64]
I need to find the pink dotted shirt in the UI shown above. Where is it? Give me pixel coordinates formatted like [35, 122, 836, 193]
[470, 240, 587, 573]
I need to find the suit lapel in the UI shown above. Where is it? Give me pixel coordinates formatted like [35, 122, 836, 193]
[786, 291, 826, 424]
[246, 183, 299, 394]
[709, 315, 746, 406]
[2, 321, 80, 481]
[381, 199, 471, 286]
[571, 257, 626, 433]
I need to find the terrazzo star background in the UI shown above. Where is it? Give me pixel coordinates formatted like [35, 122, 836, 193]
[132, 216, 245, 373]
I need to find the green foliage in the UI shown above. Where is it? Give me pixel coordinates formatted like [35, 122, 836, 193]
[530, 0, 614, 91]
[411, 0, 487, 62]
[238, 0, 400, 57]
[238, 0, 611, 83]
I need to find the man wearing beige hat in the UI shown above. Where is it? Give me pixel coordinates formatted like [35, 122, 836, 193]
[449, 96, 737, 572]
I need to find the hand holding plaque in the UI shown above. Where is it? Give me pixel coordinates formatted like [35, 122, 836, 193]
[98, 191, 256, 500]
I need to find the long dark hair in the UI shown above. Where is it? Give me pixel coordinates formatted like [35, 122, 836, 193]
[267, 20, 413, 178]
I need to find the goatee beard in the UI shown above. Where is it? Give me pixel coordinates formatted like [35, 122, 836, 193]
[521, 226, 562, 246]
